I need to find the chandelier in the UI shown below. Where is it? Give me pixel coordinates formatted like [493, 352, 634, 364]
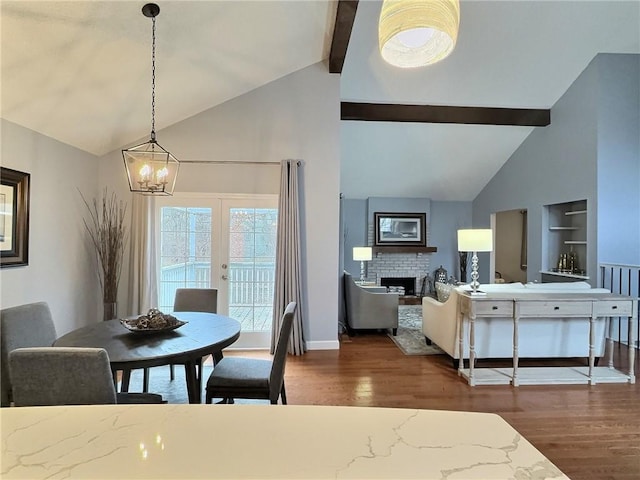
[122, 3, 179, 195]
[379, 0, 460, 68]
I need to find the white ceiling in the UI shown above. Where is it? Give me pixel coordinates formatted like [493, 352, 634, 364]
[2, 1, 639, 201]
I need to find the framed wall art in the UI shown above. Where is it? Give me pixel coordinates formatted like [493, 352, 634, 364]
[1, 167, 30, 268]
[374, 212, 426, 247]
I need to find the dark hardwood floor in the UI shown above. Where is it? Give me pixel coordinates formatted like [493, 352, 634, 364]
[228, 333, 640, 480]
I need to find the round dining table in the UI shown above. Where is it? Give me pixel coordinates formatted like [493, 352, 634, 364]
[53, 312, 241, 404]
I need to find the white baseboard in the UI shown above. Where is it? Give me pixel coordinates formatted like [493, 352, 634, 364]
[305, 340, 340, 350]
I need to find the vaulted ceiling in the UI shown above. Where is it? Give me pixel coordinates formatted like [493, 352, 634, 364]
[2, 1, 639, 201]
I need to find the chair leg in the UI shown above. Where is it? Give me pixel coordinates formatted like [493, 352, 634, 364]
[170, 364, 175, 380]
[196, 357, 204, 394]
[143, 368, 150, 393]
[280, 384, 287, 405]
[121, 369, 131, 392]
[392, 328, 398, 336]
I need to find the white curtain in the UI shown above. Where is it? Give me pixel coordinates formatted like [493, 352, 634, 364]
[127, 195, 158, 316]
[271, 160, 305, 355]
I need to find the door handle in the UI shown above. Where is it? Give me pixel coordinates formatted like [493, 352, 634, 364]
[221, 275, 228, 280]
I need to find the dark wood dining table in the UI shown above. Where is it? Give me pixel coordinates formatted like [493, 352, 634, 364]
[53, 312, 241, 404]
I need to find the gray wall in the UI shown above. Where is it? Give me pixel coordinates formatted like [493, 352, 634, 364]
[99, 62, 342, 350]
[475, 54, 640, 284]
[429, 201, 473, 282]
[596, 54, 640, 265]
[341, 198, 368, 278]
[0, 119, 100, 335]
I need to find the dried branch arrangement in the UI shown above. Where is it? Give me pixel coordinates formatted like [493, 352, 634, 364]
[81, 189, 128, 304]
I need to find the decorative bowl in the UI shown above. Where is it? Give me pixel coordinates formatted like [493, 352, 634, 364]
[119, 308, 187, 334]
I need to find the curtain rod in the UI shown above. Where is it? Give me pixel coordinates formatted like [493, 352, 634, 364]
[178, 160, 280, 166]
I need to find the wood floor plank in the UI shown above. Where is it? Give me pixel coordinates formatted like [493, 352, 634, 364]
[226, 332, 640, 480]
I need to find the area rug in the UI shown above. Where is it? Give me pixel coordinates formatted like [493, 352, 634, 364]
[389, 305, 444, 356]
[122, 365, 267, 405]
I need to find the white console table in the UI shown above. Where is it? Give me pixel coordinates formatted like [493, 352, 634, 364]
[457, 291, 637, 386]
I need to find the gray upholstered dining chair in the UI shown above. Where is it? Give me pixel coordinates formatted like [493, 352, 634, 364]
[205, 301, 297, 405]
[142, 288, 219, 391]
[173, 288, 218, 314]
[9, 347, 164, 406]
[1, 302, 57, 407]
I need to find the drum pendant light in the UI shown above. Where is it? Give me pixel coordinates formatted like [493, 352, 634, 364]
[122, 3, 179, 195]
[379, 0, 460, 68]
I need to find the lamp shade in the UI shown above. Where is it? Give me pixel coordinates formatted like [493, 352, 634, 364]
[353, 247, 373, 262]
[379, 0, 460, 68]
[457, 229, 493, 252]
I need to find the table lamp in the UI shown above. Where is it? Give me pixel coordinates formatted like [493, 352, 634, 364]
[353, 247, 373, 282]
[457, 229, 493, 295]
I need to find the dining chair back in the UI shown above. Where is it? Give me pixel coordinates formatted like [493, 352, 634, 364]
[9, 347, 164, 406]
[139, 288, 220, 392]
[171, 287, 218, 377]
[173, 288, 218, 314]
[1, 302, 57, 407]
[10, 347, 117, 406]
[205, 301, 297, 405]
[269, 302, 297, 400]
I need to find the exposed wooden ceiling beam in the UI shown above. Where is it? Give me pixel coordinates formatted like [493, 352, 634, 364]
[329, 1, 359, 74]
[341, 102, 551, 127]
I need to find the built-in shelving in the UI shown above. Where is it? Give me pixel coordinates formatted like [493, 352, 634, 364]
[540, 270, 589, 280]
[544, 200, 588, 281]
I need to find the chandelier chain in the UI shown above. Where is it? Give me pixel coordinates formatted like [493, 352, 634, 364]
[150, 15, 156, 141]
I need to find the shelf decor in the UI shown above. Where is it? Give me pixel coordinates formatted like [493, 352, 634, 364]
[374, 212, 426, 247]
[81, 189, 128, 321]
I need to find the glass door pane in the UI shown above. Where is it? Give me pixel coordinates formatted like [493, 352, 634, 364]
[221, 199, 278, 348]
[158, 206, 213, 313]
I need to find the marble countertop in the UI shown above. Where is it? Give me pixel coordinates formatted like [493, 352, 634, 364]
[1, 404, 568, 479]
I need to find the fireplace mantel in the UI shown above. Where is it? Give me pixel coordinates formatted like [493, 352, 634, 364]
[373, 246, 437, 254]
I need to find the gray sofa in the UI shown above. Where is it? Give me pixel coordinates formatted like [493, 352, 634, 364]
[343, 271, 399, 335]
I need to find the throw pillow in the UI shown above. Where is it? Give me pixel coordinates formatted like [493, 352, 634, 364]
[435, 282, 452, 303]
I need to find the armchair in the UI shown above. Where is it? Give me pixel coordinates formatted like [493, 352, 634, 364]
[343, 271, 399, 335]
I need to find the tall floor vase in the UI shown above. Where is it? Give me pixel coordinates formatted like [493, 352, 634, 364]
[104, 302, 117, 321]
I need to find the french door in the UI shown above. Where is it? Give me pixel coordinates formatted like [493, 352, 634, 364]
[156, 194, 278, 348]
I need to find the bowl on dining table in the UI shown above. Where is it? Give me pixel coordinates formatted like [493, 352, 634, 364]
[119, 308, 187, 334]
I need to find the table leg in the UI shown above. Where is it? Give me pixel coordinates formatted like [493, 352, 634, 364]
[588, 315, 596, 385]
[120, 369, 131, 392]
[607, 316, 614, 369]
[184, 361, 200, 404]
[469, 313, 476, 386]
[457, 310, 464, 376]
[143, 368, 150, 393]
[512, 311, 519, 387]
[629, 316, 636, 384]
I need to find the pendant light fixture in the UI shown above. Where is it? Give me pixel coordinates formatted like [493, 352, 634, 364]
[379, 0, 460, 68]
[123, 3, 179, 195]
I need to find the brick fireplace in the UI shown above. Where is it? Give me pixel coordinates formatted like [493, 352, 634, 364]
[380, 277, 416, 296]
[365, 224, 431, 295]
